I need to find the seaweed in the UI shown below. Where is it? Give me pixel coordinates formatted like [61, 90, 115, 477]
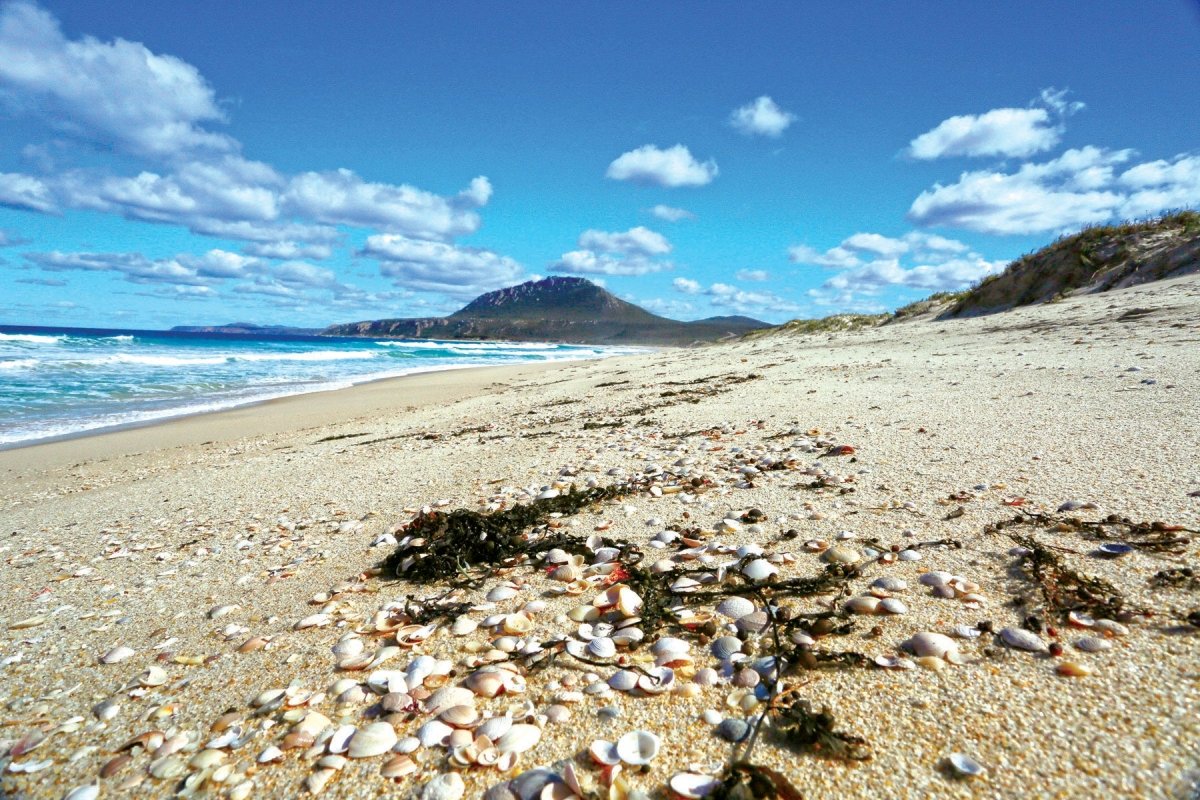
[1004, 531, 1129, 620]
[380, 483, 640, 585]
[314, 431, 371, 443]
[771, 695, 870, 761]
[1152, 567, 1200, 590]
[709, 763, 804, 800]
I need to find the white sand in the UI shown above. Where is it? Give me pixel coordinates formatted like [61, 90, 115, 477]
[2, 275, 1198, 799]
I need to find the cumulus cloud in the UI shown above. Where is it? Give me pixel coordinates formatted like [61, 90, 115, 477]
[729, 96, 796, 138]
[649, 204, 695, 222]
[577, 226, 671, 256]
[790, 231, 970, 269]
[1117, 153, 1200, 217]
[0, 228, 31, 247]
[0, 2, 502, 280]
[907, 88, 1083, 160]
[819, 255, 1006, 296]
[671, 278, 800, 317]
[606, 144, 717, 188]
[0, 1, 233, 159]
[907, 146, 1138, 234]
[27, 250, 213, 286]
[0, 172, 57, 213]
[551, 250, 671, 277]
[735, 269, 769, 282]
[360, 233, 525, 297]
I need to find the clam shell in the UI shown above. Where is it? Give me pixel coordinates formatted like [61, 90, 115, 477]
[589, 739, 620, 765]
[903, 632, 958, 659]
[918, 571, 953, 588]
[947, 752, 985, 777]
[715, 597, 755, 620]
[821, 546, 860, 564]
[844, 596, 880, 615]
[710, 636, 743, 661]
[477, 716, 512, 741]
[879, 598, 908, 615]
[616, 730, 660, 765]
[100, 646, 135, 664]
[1000, 627, 1048, 653]
[871, 577, 907, 592]
[588, 637, 617, 659]
[1074, 636, 1112, 653]
[421, 772, 466, 800]
[487, 585, 519, 602]
[608, 670, 639, 692]
[741, 559, 778, 581]
[670, 773, 721, 798]
[496, 723, 541, 754]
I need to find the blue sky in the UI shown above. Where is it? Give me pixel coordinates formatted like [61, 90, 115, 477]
[1, 1, 1198, 328]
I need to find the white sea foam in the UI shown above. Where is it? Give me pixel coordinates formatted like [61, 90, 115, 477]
[0, 333, 65, 344]
[0, 358, 39, 370]
[62, 351, 382, 368]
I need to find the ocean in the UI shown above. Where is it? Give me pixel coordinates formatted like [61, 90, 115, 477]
[0, 326, 641, 448]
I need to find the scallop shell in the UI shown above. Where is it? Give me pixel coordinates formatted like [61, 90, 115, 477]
[710, 636, 743, 661]
[1000, 627, 1048, 653]
[588, 637, 617, 659]
[715, 597, 756, 620]
[616, 730, 660, 765]
[487, 584, 519, 602]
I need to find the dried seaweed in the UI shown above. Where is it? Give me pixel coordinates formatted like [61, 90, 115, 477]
[380, 483, 639, 584]
[709, 763, 804, 800]
[772, 696, 870, 761]
[1152, 567, 1200, 590]
[1005, 531, 1129, 619]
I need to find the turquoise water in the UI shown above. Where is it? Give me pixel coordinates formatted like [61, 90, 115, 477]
[0, 326, 638, 447]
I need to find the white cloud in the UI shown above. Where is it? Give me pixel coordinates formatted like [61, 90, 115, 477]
[0, 171, 56, 213]
[821, 255, 1006, 295]
[907, 88, 1082, 160]
[841, 232, 910, 258]
[551, 250, 672, 277]
[907, 146, 1134, 234]
[735, 269, 769, 282]
[577, 226, 671, 256]
[671, 278, 799, 317]
[284, 170, 488, 239]
[27, 250, 211, 286]
[361, 233, 525, 296]
[606, 144, 717, 188]
[730, 96, 796, 138]
[1118, 154, 1200, 217]
[649, 204, 694, 222]
[0, 1, 232, 159]
[242, 240, 334, 260]
[788, 243, 862, 269]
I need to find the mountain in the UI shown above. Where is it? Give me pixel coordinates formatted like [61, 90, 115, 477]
[941, 210, 1200, 318]
[322, 276, 770, 345]
[170, 322, 322, 335]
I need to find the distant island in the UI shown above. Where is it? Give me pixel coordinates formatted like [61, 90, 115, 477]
[322, 276, 769, 345]
[170, 322, 323, 335]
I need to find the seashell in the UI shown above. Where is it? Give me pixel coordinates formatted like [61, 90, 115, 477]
[821, 546, 860, 565]
[148, 755, 187, 780]
[951, 625, 981, 639]
[502, 614, 534, 635]
[8, 615, 46, 630]
[306, 769, 336, 795]
[327, 724, 356, 753]
[1000, 627, 1048, 653]
[229, 782, 254, 800]
[670, 772, 721, 799]
[440, 705, 480, 727]
[294, 614, 330, 630]
[208, 604, 239, 619]
[715, 597, 755, 620]
[496, 723, 542, 754]
[1056, 661, 1093, 677]
[873, 655, 916, 669]
[588, 637, 617, 659]
[637, 666, 675, 694]
[189, 749, 227, 770]
[100, 646, 136, 664]
[139, 666, 168, 687]
[64, 786, 100, 800]
[297, 711, 332, 738]
[331, 637, 364, 659]
[741, 559, 778, 581]
[421, 772, 466, 800]
[92, 699, 120, 721]
[425, 686, 477, 714]
[651, 637, 690, 657]
[1093, 619, 1129, 636]
[477, 716, 512, 741]
[918, 571, 953, 588]
[258, 745, 283, 763]
[608, 670, 639, 692]
[694, 667, 719, 686]
[731, 668, 759, 688]
[417, 720, 453, 747]
[902, 632, 959, 660]
[349, 722, 398, 758]
[735, 610, 769, 634]
[487, 585, 519, 602]
[710, 636, 743, 661]
[879, 598, 908, 615]
[381, 753, 417, 779]
[897, 549, 921, 561]
[1095, 543, 1133, 558]
[589, 739, 621, 765]
[871, 577, 907, 592]
[1067, 611, 1095, 628]
[946, 752, 985, 777]
[238, 636, 270, 653]
[844, 596, 880, 615]
[616, 730, 660, 765]
[1074, 637, 1112, 653]
[100, 754, 132, 779]
[451, 616, 479, 636]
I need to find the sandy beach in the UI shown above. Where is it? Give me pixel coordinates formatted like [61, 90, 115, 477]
[2, 275, 1199, 800]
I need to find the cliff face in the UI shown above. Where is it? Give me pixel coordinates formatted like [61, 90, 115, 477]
[943, 211, 1200, 318]
[323, 277, 770, 345]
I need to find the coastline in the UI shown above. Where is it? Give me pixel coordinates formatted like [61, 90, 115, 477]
[1, 275, 1198, 799]
[0, 359, 571, 471]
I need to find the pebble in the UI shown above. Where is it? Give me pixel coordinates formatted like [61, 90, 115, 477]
[716, 718, 750, 742]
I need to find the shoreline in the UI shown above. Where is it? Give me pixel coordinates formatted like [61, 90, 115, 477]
[0, 358, 571, 472]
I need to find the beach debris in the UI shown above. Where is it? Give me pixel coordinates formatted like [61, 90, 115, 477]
[1000, 627, 1048, 653]
[946, 752, 986, 778]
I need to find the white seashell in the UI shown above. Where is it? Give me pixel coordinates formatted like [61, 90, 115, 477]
[417, 720, 453, 747]
[1093, 619, 1129, 636]
[710, 636, 743, 661]
[873, 655, 916, 670]
[608, 670, 639, 691]
[918, 571, 954, 588]
[715, 597, 755, 620]
[903, 632, 958, 660]
[421, 772, 466, 800]
[588, 637, 617, 659]
[139, 666, 168, 687]
[821, 546, 860, 564]
[100, 646, 135, 664]
[947, 752, 986, 777]
[64, 785, 100, 800]
[477, 716, 512, 741]
[294, 613, 330, 630]
[879, 598, 908, 615]
[327, 724, 356, 753]
[496, 723, 541, 754]
[741, 559, 777, 581]
[637, 666, 674, 694]
[425, 686, 476, 714]
[589, 739, 620, 765]
[897, 549, 921, 561]
[951, 624, 981, 639]
[670, 773, 721, 798]
[651, 637, 690, 657]
[616, 730, 660, 765]
[487, 585, 519, 602]
[331, 637, 364, 659]
[349, 722, 398, 758]
[258, 745, 284, 763]
[1075, 636, 1112, 653]
[871, 577, 907, 592]
[843, 596, 880, 615]
[1000, 627, 1048, 653]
